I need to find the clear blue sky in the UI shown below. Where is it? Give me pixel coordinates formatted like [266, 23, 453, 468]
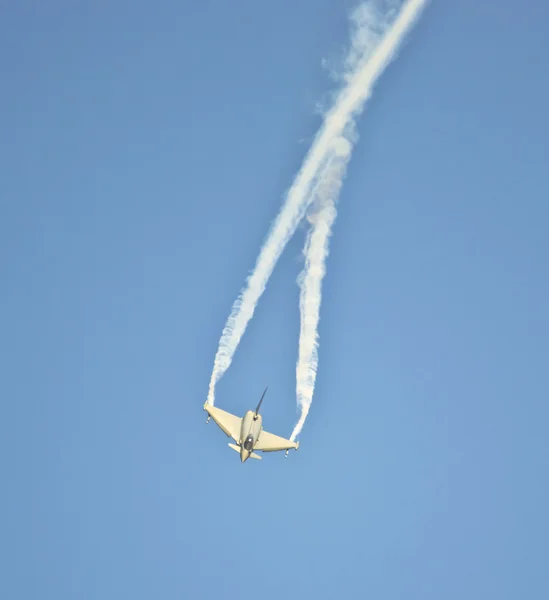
[2, 1, 548, 598]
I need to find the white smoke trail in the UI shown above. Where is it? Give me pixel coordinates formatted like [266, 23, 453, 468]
[206, 153, 334, 405]
[207, 0, 427, 406]
[290, 0, 429, 439]
[291, 140, 351, 441]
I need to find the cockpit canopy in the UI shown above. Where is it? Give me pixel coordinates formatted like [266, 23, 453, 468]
[243, 434, 254, 451]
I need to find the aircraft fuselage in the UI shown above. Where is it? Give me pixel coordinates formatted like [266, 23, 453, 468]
[239, 410, 263, 462]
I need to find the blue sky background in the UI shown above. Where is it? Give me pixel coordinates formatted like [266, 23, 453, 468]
[1, 1, 548, 598]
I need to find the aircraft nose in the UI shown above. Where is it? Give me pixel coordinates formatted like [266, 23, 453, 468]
[240, 450, 249, 463]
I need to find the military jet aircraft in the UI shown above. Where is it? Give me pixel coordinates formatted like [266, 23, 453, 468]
[203, 387, 299, 463]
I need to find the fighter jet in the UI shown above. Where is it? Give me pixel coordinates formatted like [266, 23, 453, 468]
[203, 387, 299, 463]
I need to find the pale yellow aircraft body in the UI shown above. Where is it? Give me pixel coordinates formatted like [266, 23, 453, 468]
[203, 388, 299, 463]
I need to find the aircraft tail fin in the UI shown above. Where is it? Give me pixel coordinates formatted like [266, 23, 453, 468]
[255, 386, 268, 416]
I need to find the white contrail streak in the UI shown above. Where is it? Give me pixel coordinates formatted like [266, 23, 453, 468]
[291, 141, 351, 440]
[207, 0, 427, 407]
[206, 153, 334, 405]
[291, 0, 429, 439]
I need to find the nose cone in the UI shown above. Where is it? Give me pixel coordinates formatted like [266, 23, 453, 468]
[240, 449, 250, 463]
